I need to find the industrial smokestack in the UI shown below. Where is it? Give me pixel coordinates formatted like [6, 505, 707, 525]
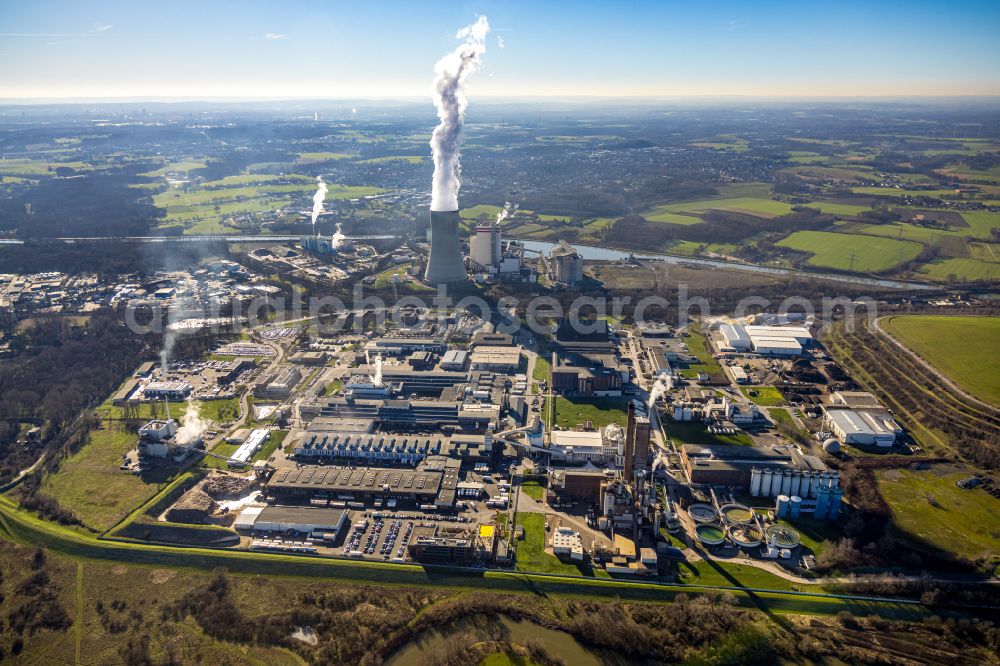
[429, 16, 490, 212]
[425, 210, 466, 284]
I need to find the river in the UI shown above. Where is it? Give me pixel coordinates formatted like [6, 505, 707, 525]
[516, 239, 936, 291]
[386, 615, 602, 666]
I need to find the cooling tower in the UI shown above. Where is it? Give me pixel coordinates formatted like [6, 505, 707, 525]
[425, 209, 467, 284]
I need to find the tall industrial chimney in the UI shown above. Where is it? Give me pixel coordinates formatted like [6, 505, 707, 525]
[425, 210, 467, 284]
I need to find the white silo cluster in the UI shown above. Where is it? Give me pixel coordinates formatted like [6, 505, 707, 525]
[750, 468, 839, 499]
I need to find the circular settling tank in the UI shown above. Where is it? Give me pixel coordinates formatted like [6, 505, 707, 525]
[696, 524, 726, 546]
[765, 524, 801, 548]
[720, 503, 754, 524]
[727, 525, 763, 548]
[688, 503, 718, 523]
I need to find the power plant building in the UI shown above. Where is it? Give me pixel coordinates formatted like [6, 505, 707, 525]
[470, 223, 502, 269]
[425, 210, 467, 284]
[549, 240, 584, 285]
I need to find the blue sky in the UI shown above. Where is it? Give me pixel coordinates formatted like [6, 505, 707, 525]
[2, 0, 999, 99]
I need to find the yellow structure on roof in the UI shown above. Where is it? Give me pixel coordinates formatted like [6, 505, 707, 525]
[479, 524, 496, 539]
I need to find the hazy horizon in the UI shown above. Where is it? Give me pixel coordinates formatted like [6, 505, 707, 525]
[2, 0, 999, 100]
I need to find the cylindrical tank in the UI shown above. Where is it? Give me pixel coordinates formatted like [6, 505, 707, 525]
[750, 468, 763, 497]
[790, 470, 802, 498]
[829, 471, 840, 489]
[771, 470, 782, 497]
[789, 495, 802, 519]
[814, 486, 830, 520]
[761, 469, 773, 497]
[682, 407, 693, 421]
[781, 470, 792, 495]
[673, 406, 683, 421]
[800, 472, 813, 499]
[775, 494, 790, 519]
[816, 472, 829, 493]
[828, 487, 843, 520]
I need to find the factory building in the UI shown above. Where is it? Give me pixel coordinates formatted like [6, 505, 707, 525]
[823, 407, 900, 447]
[623, 402, 651, 482]
[469, 346, 522, 372]
[407, 524, 480, 565]
[440, 349, 468, 371]
[550, 431, 612, 463]
[265, 456, 460, 508]
[549, 240, 584, 285]
[681, 443, 827, 488]
[137, 419, 178, 459]
[364, 337, 446, 357]
[255, 366, 302, 397]
[295, 427, 492, 463]
[552, 527, 585, 561]
[718, 324, 813, 357]
[142, 381, 192, 401]
[240, 506, 348, 539]
[470, 222, 502, 270]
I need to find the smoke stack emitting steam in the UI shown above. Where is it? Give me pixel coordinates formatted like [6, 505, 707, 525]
[311, 176, 328, 235]
[429, 15, 490, 212]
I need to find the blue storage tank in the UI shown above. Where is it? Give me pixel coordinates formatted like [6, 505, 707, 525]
[814, 486, 830, 521]
[775, 494, 790, 519]
[789, 495, 802, 519]
[827, 487, 843, 520]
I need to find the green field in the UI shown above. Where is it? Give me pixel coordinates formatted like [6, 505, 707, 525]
[643, 207, 705, 225]
[740, 386, 786, 406]
[917, 258, 1000, 282]
[652, 194, 794, 220]
[140, 159, 207, 177]
[553, 397, 627, 430]
[200, 174, 313, 187]
[802, 200, 873, 217]
[514, 513, 606, 577]
[679, 325, 725, 381]
[520, 480, 545, 501]
[40, 426, 175, 532]
[877, 466, 1000, 565]
[460, 204, 505, 220]
[883, 315, 1000, 406]
[296, 151, 354, 162]
[360, 155, 425, 164]
[777, 230, 922, 272]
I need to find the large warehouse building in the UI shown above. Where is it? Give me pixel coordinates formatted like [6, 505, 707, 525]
[824, 407, 901, 447]
[719, 324, 813, 356]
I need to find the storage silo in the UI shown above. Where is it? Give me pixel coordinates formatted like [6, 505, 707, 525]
[829, 471, 840, 489]
[761, 469, 774, 497]
[790, 470, 802, 498]
[789, 495, 802, 519]
[828, 487, 843, 520]
[814, 485, 830, 520]
[780, 470, 792, 495]
[750, 468, 763, 497]
[775, 494, 790, 519]
[800, 472, 813, 499]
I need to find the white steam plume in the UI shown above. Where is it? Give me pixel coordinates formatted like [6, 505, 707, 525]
[311, 176, 328, 235]
[496, 201, 517, 225]
[175, 398, 209, 446]
[330, 223, 345, 249]
[429, 16, 490, 212]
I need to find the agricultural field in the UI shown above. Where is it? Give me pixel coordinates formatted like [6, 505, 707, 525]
[883, 315, 1000, 406]
[140, 159, 207, 177]
[648, 186, 794, 220]
[776, 230, 922, 272]
[360, 155, 425, 164]
[918, 258, 1000, 282]
[295, 151, 353, 162]
[877, 465, 1000, 566]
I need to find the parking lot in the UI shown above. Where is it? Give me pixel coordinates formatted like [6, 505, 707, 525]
[340, 511, 478, 562]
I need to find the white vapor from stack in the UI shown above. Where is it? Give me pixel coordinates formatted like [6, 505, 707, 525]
[369, 354, 383, 387]
[429, 15, 490, 212]
[496, 201, 517, 225]
[311, 176, 328, 236]
[174, 398, 209, 446]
